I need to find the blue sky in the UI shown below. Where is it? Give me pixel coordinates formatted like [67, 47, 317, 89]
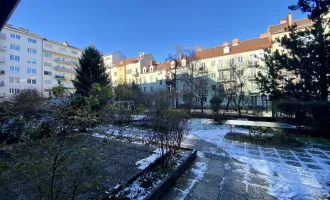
[8, 0, 306, 61]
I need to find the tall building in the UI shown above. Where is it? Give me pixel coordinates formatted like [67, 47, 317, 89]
[103, 51, 126, 75]
[0, 24, 43, 98]
[42, 39, 82, 96]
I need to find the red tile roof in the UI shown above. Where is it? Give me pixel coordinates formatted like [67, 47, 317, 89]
[113, 54, 149, 67]
[194, 37, 272, 60]
[268, 18, 312, 34]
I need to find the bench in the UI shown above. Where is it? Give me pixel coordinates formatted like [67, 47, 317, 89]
[225, 120, 296, 142]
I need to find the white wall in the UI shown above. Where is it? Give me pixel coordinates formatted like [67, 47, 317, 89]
[0, 26, 43, 98]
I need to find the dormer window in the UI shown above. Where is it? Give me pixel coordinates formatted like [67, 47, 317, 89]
[171, 61, 175, 69]
[182, 59, 186, 66]
[143, 67, 147, 73]
[150, 66, 153, 72]
[224, 46, 230, 54]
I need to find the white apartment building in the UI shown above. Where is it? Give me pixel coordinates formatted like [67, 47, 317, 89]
[42, 39, 82, 96]
[103, 51, 126, 75]
[0, 24, 43, 99]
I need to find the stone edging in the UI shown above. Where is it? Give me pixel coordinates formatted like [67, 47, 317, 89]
[102, 148, 197, 200]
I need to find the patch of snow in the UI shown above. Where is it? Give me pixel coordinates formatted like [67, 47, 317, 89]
[178, 161, 208, 200]
[185, 118, 330, 200]
[132, 115, 147, 120]
[135, 149, 163, 170]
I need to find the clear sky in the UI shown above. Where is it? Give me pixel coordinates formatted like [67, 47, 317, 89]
[8, 0, 306, 61]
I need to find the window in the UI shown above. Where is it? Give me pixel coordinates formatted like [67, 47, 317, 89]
[219, 84, 225, 92]
[230, 58, 235, 65]
[237, 56, 243, 63]
[182, 59, 186, 66]
[219, 71, 224, 81]
[199, 63, 206, 71]
[114, 72, 117, 76]
[27, 68, 37, 74]
[249, 54, 257, 64]
[150, 86, 153, 92]
[143, 87, 146, 92]
[44, 53, 52, 58]
[9, 77, 20, 83]
[250, 68, 257, 78]
[44, 80, 52, 84]
[150, 76, 153, 82]
[219, 60, 224, 67]
[72, 50, 77, 55]
[127, 69, 131, 74]
[28, 38, 37, 44]
[28, 48, 37, 54]
[150, 66, 153, 72]
[250, 81, 257, 91]
[224, 46, 230, 54]
[27, 58, 36, 64]
[212, 85, 216, 91]
[44, 71, 52, 76]
[230, 71, 236, 80]
[211, 72, 216, 79]
[44, 62, 52, 67]
[143, 67, 146, 73]
[59, 47, 66, 52]
[10, 44, 20, 51]
[27, 79, 37, 84]
[45, 43, 53, 48]
[10, 55, 20, 61]
[9, 66, 20, 72]
[10, 33, 20, 40]
[211, 60, 216, 66]
[251, 96, 258, 106]
[9, 88, 20, 94]
[160, 80, 163, 85]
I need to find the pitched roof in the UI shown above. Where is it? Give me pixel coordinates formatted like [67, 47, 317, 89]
[155, 61, 171, 71]
[113, 54, 148, 67]
[194, 37, 272, 60]
[268, 18, 312, 34]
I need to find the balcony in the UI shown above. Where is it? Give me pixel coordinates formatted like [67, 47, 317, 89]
[0, 33, 6, 40]
[248, 61, 259, 67]
[0, 69, 5, 75]
[55, 65, 74, 73]
[0, 58, 5, 63]
[55, 75, 65, 79]
[131, 71, 139, 77]
[0, 45, 6, 52]
[55, 57, 77, 66]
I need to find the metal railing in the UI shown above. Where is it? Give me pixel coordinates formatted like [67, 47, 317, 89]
[55, 75, 65, 79]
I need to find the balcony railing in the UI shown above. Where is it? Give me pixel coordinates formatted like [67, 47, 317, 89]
[55, 75, 65, 79]
[55, 57, 77, 66]
[0, 58, 5, 63]
[55, 65, 75, 73]
[0, 46, 6, 52]
[0, 33, 6, 40]
[131, 71, 139, 77]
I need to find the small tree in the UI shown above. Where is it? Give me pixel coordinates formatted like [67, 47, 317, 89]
[52, 84, 68, 97]
[73, 45, 110, 96]
[210, 96, 222, 115]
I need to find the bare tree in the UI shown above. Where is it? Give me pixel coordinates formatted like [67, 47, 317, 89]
[218, 60, 252, 117]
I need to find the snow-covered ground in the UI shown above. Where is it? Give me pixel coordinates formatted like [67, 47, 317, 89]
[91, 118, 330, 199]
[186, 118, 330, 200]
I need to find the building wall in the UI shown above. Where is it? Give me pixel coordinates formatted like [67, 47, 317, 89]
[42, 39, 82, 96]
[0, 25, 43, 99]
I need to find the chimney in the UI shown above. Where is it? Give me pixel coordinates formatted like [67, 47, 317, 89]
[195, 46, 203, 52]
[222, 41, 229, 46]
[286, 12, 292, 26]
[179, 53, 183, 60]
[260, 32, 271, 39]
[150, 60, 155, 66]
[232, 38, 239, 46]
[63, 41, 68, 46]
